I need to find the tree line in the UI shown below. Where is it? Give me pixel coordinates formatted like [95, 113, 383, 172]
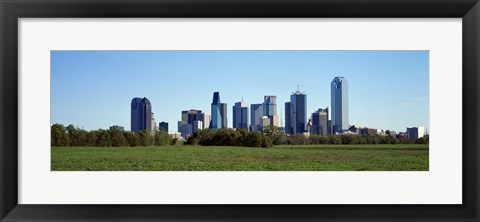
[185, 126, 428, 147]
[52, 124, 428, 148]
[51, 124, 175, 147]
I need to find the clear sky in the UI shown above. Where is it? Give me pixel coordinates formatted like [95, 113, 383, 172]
[51, 50, 429, 133]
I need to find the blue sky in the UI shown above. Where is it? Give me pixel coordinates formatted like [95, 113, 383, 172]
[51, 50, 429, 133]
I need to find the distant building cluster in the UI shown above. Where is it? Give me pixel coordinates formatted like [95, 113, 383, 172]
[122, 77, 427, 140]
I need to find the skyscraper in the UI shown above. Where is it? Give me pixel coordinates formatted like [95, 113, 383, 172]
[179, 109, 203, 137]
[311, 108, 329, 135]
[284, 102, 292, 134]
[131, 97, 152, 133]
[263, 96, 279, 127]
[182, 109, 202, 125]
[233, 100, 249, 130]
[250, 103, 263, 132]
[210, 92, 227, 129]
[331, 77, 348, 134]
[220, 103, 228, 128]
[285, 87, 307, 134]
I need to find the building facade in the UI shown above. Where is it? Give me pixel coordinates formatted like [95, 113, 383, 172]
[220, 103, 228, 128]
[262, 96, 279, 127]
[250, 103, 263, 132]
[193, 120, 203, 132]
[210, 92, 227, 129]
[199, 113, 211, 129]
[179, 123, 193, 139]
[311, 108, 329, 135]
[131, 97, 152, 133]
[406, 127, 425, 139]
[285, 88, 307, 135]
[159, 122, 168, 132]
[233, 100, 249, 130]
[331, 77, 348, 134]
[284, 102, 292, 134]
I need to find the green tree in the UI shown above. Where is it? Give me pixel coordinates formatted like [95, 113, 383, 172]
[110, 130, 128, 147]
[51, 124, 70, 147]
[154, 131, 172, 146]
[97, 130, 112, 147]
[76, 130, 88, 146]
[137, 131, 154, 146]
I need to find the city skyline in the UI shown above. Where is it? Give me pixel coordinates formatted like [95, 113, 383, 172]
[51, 50, 429, 132]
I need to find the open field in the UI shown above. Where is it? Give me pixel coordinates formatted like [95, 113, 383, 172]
[51, 144, 428, 171]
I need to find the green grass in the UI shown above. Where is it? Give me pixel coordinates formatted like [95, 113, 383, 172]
[51, 144, 429, 171]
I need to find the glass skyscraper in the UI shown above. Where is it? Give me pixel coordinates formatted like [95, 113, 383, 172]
[131, 97, 152, 133]
[263, 96, 278, 126]
[250, 103, 263, 132]
[210, 92, 227, 129]
[284, 102, 292, 134]
[233, 100, 249, 130]
[331, 77, 348, 134]
[285, 88, 307, 134]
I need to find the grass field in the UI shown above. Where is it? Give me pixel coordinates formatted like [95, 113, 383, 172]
[51, 144, 429, 171]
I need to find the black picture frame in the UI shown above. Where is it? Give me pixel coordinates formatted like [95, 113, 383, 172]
[1, 0, 479, 221]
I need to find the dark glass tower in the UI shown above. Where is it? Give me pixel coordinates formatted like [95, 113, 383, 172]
[285, 88, 307, 135]
[284, 102, 292, 134]
[331, 77, 348, 134]
[233, 100, 249, 130]
[131, 97, 152, 133]
[250, 103, 263, 132]
[159, 122, 168, 132]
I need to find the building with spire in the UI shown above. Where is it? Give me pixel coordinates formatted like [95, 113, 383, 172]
[233, 98, 249, 130]
[285, 86, 307, 135]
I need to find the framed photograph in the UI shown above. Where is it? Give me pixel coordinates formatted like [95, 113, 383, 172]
[1, 0, 479, 221]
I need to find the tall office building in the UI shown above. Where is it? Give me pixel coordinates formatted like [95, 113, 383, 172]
[311, 108, 329, 135]
[220, 103, 228, 128]
[159, 122, 168, 132]
[179, 109, 203, 137]
[182, 109, 202, 125]
[250, 103, 263, 132]
[284, 102, 292, 134]
[331, 77, 348, 134]
[210, 92, 227, 129]
[233, 100, 249, 130]
[131, 97, 152, 133]
[263, 96, 279, 127]
[199, 113, 211, 129]
[285, 88, 307, 134]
